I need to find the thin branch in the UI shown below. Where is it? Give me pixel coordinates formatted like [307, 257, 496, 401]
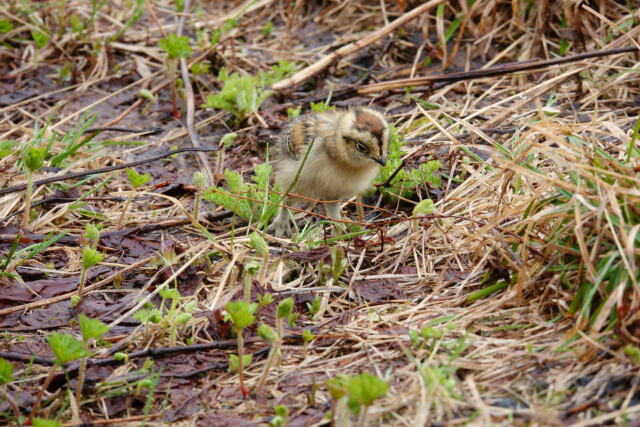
[270, 0, 445, 91]
[177, 0, 215, 184]
[358, 46, 640, 95]
[0, 147, 218, 196]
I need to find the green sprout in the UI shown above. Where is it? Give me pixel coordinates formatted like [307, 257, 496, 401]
[225, 300, 257, 398]
[76, 225, 105, 303]
[19, 140, 47, 229]
[192, 171, 208, 220]
[216, 132, 237, 180]
[269, 405, 289, 427]
[346, 372, 389, 427]
[203, 61, 296, 124]
[76, 314, 108, 406]
[0, 358, 20, 421]
[255, 297, 294, 395]
[117, 168, 151, 228]
[30, 333, 91, 422]
[158, 33, 192, 118]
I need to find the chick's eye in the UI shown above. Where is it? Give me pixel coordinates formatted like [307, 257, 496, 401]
[355, 142, 368, 153]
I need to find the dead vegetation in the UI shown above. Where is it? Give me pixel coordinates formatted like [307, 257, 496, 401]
[0, 0, 639, 426]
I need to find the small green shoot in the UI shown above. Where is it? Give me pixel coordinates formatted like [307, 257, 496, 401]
[30, 333, 91, 421]
[203, 61, 296, 124]
[192, 171, 208, 220]
[346, 372, 389, 427]
[225, 300, 257, 397]
[76, 314, 108, 406]
[77, 225, 105, 303]
[117, 168, 151, 228]
[0, 358, 20, 421]
[269, 405, 289, 427]
[255, 297, 294, 395]
[33, 418, 62, 427]
[215, 132, 237, 179]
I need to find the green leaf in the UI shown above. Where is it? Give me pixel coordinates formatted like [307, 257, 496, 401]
[228, 353, 252, 372]
[624, 345, 640, 365]
[307, 297, 321, 315]
[220, 132, 237, 147]
[277, 297, 294, 320]
[302, 329, 314, 344]
[0, 358, 14, 384]
[287, 106, 301, 119]
[258, 293, 274, 306]
[85, 223, 100, 243]
[326, 374, 349, 400]
[225, 300, 257, 329]
[175, 312, 192, 325]
[24, 147, 47, 171]
[158, 33, 192, 59]
[69, 14, 84, 33]
[82, 246, 104, 269]
[31, 30, 49, 49]
[159, 287, 180, 300]
[33, 418, 62, 427]
[0, 19, 13, 34]
[421, 326, 443, 340]
[192, 171, 206, 187]
[413, 199, 435, 216]
[262, 21, 273, 37]
[126, 168, 151, 188]
[78, 314, 108, 341]
[249, 231, 269, 256]
[346, 372, 388, 408]
[47, 333, 91, 365]
[244, 260, 261, 276]
[0, 140, 15, 159]
[257, 323, 277, 343]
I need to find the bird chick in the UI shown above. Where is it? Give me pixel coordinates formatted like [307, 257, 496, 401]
[269, 107, 390, 236]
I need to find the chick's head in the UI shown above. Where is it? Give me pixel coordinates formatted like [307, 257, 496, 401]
[336, 108, 389, 169]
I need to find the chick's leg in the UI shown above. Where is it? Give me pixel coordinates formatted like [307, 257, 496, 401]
[268, 202, 293, 237]
[324, 202, 346, 233]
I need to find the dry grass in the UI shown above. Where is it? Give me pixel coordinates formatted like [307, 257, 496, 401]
[0, 0, 639, 426]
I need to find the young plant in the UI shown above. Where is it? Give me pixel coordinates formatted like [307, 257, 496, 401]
[76, 225, 104, 303]
[158, 33, 192, 118]
[204, 163, 279, 227]
[192, 171, 208, 220]
[76, 314, 109, 405]
[203, 60, 296, 124]
[19, 138, 48, 229]
[346, 372, 389, 427]
[243, 261, 260, 303]
[269, 405, 289, 427]
[249, 231, 269, 282]
[225, 300, 257, 398]
[215, 132, 237, 181]
[0, 358, 20, 421]
[31, 333, 91, 422]
[254, 297, 293, 395]
[302, 329, 314, 357]
[158, 287, 195, 346]
[117, 168, 151, 228]
[326, 374, 349, 427]
[33, 418, 62, 427]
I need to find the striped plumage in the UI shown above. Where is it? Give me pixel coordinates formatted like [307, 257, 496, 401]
[268, 107, 390, 237]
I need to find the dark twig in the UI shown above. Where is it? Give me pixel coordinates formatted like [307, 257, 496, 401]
[177, 0, 215, 184]
[0, 147, 218, 196]
[358, 46, 640, 94]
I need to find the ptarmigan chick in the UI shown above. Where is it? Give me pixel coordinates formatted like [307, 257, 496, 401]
[269, 107, 389, 236]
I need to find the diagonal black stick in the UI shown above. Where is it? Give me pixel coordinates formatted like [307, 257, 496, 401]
[0, 147, 218, 196]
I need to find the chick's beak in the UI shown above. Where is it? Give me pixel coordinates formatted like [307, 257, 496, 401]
[373, 156, 386, 167]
